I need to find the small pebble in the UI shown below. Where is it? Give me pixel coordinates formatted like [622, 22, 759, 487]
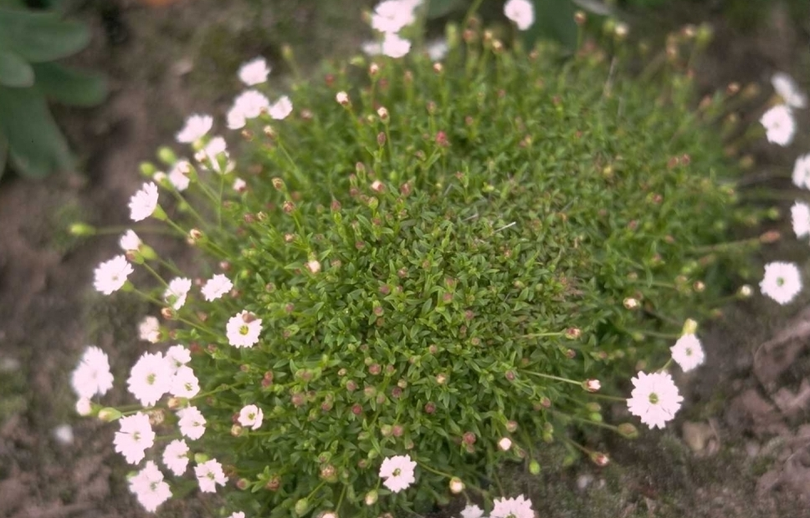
[0, 357, 20, 372]
[53, 424, 74, 445]
[576, 473, 593, 490]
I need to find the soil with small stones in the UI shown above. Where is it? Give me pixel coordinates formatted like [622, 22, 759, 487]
[1, 1, 810, 518]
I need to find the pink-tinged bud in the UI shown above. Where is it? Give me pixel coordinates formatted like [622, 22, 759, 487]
[433, 62, 444, 74]
[363, 385, 376, 398]
[565, 327, 581, 339]
[425, 402, 436, 414]
[291, 393, 306, 407]
[351, 404, 363, 416]
[369, 62, 380, 76]
[574, 10, 586, 25]
[377, 132, 386, 146]
[506, 420, 518, 432]
[392, 424, 404, 437]
[435, 131, 449, 147]
[623, 297, 639, 310]
[336, 91, 350, 106]
[436, 373, 447, 385]
[272, 177, 285, 191]
[449, 477, 464, 493]
[380, 424, 393, 437]
[391, 386, 402, 398]
[161, 307, 175, 320]
[265, 475, 281, 491]
[237, 478, 250, 490]
[320, 464, 338, 482]
[282, 201, 295, 213]
[463, 432, 476, 445]
[590, 452, 610, 466]
[346, 380, 357, 392]
[583, 379, 601, 392]
[306, 260, 321, 274]
[377, 107, 389, 121]
[505, 370, 516, 381]
[368, 363, 381, 375]
[498, 437, 512, 451]
[370, 180, 385, 193]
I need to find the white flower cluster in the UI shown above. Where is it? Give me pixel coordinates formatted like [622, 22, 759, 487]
[363, 0, 422, 59]
[457, 495, 534, 518]
[758, 72, 807, 307]
[503, 0, 535, 31]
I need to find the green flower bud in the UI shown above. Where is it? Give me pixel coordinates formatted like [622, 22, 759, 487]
[157, 146, 177, 165]
[618, 423, 639, 439]
[97, 407, 122, 422]
[294, 498, 309, 516]
[68, 223, 96, 236]
[529, 460, 541, 475]
[139, 161, 157, 177]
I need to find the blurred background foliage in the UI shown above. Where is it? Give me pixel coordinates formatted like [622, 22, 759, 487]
[0, 0, 106, 180]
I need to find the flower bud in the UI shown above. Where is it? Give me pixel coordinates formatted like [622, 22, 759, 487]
[306, 260, 321, 274]
[574, 10, 586, 25]
[583, 379, 601, 392]
[449, 477, 464, 493]
[682, 318, 698, 335]
[364, 490, 378, 506]
[623, 297, 639, 310]
[377, 132, 386, 146]
[738, 285, 752, 298]
[424, 402, 436, 414]
[498, 437, 512, 451]
[369, 62, 380, 76]
[320, 464, 338, 483]
[506, 420, 518, 432]
[98, 407, 122, 422]
[69, 223, 96, 236]
[590, 452, 610, 466]
[336, 91, 350, 106]
[565, 327, 581, 340]
[618, 423, 639, 439]
[529, 459, 541, 475]
[294, 498, 309, 516]
[377, 107, 389, 121]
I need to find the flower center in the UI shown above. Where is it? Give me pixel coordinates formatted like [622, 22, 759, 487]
[777, 276, 785, 287]
[240, 325, 249, 335]
[685, 348, 692, 356]
[147, 373, 156, 385]
[393, 468, 401, 477]
[648, 392, 659, 404]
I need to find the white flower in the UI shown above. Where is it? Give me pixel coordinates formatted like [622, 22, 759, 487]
[164, 277, 192, 310]
[204, 136, 228, 158]
[362, 40, 383, 56]
[129, 182, 159, 222]
[336, 91, 350, 105]
[792, 202, 810, 238]
[760, 104, 795, 146]
[227, 311, 263, 348]
[138, 316, 161, 343]
[233, 90, 270, 119]
[129, 461, 172, 512]
[269, 96, 293, 120]
[378, 454, 416, 493]
[584, 379, 601, 392]
[238, 57, 271, 86]
[382, 33, 411, 58]
[162, 439, 189, 476]
[114, 412, 155, 465]
[233, 178, 247, 192]
[229, 513, 246, 518]
[426, 39, 448, 61]
[772, 72, 807, 109]
[201, 274, 233, 301]
[93, 255, 133, 295]
[491, 494, 534, 518]
[238, 404, 264, 430]
[498, 437, 512, 451]
[760, 261, 802, 305]
[504, 0, 535, 30]
[127, 352, 173, 407]
[227, 104, 247, 130]
[165, 344, 191, 373]
[371, 0, 418, 34]
[178, 406, 206, 440]
[75, 397, 92, 416]
[71, 346, 114, 399]
[168, 160, 192, 191]
[195, 459, 228, 493]
[793, 154, 810, 189]
[176, 114, 213, 143]
[460, 504, 485, 518]
[670, 334, 705, 372]
[626, 371, 683, 430]
[170, 365, 200, 398]
[119, 230, 141, 252]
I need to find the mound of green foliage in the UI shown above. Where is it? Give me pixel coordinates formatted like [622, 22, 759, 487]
[118, 19, 760, 518]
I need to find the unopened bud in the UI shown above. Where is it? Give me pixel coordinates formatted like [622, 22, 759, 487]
[574, 10, 586, 25]
[231, 424, 243, 436]
[69, 223, 96, 236]
[529, 459, 541, 475]
[98, 407, 122, 422]
[590, 452, 610, 466]
[377, 132, 386, 146]
[759, 230, 780, 243]
[377, 107, 389, 121]
[623, 297, 639, 310]
[294, 498, 309, 516]
[618, 423, 639, 439]
[306, 260, 321, 274]
[682, 318, 698, 335]
[738, 285, 752, 298]
[336, 91, 350, 106]
[498, 437, 512, 451]
[369, 63, 380, 76]
[449, 477, 464, 493]
[364, 490, 378, 506]
[583, 379, 601, 392]
[565, 327, 581, 339]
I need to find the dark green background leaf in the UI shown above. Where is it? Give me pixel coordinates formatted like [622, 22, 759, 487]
[426, 0, 467, 18]
[0, 133, 7, 179]
[0, 49, 33, 87]
[32, 63, 107, 106]
[0, 85, 73, 178]
[0, 7, 90, 62]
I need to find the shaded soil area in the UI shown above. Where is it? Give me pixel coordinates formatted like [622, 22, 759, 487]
[1, 1, 810, 517]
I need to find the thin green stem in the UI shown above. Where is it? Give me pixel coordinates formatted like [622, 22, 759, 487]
[523, 371, 582, 386]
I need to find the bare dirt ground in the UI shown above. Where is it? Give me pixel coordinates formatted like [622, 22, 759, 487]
[1, 1, 810, 517]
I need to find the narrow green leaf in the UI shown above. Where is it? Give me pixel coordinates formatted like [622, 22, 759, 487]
[0, 8, 90, 62]
[0, 50, 33, 87]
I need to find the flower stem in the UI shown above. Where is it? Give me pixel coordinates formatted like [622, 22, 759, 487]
[522, 371, 582, 386]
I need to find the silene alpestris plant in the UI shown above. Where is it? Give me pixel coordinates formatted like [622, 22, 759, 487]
[69, 1, 786, 517]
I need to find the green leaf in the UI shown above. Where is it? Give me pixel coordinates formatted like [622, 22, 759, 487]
[0, 49, 33, 87]
[0, 8, 90, 62]
[524, 0, 578, 51]
[426, 0, 466, 18]
[32, 63, 106, 106]
[0, 85, 73, 178]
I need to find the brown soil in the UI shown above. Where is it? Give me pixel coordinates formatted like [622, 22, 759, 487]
[1, 1, 810, 518]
